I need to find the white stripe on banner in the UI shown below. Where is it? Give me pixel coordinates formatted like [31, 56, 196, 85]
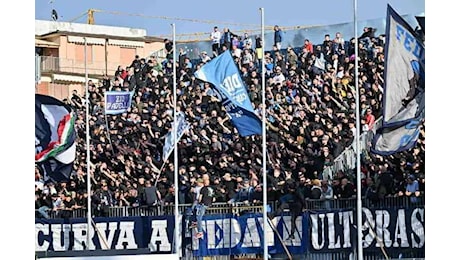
[41, 104, 71, 144]
[54, 142, 77, 164]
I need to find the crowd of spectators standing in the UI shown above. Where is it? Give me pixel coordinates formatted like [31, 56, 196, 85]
[35, 25, 425, 219]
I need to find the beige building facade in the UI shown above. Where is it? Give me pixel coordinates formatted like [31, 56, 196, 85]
[35, 20, 166, 100]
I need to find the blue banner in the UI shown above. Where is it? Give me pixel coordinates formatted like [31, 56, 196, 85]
[35, 207, 425, 256]
[35, 216, 175, 253]
[309, 207, 425, 253]
[194, 50, 262, 137]
[191, 213, 308, 256]
[105, 91, 133, 115]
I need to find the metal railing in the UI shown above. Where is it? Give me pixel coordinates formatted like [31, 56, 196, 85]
[148, 48, 167, 63]
[38, 55, 120, 76]
[322, 117, 383, 180]
[35, 54, 41, 84]
[36, 196, 424, 219]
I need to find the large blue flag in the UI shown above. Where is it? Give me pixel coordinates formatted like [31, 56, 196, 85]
[194, 50, 262, 137]
[371, 5, 425, 155]
[104, 91, 133, 115]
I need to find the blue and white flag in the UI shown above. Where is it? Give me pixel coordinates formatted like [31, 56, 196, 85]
[104, 91, 133, 115]
[372, 115, 423, 155]
[380, 5, 425, 128]
[371, 5, 425, 155]
[163, 112, 190, 161]
[194, 50, 262, 137]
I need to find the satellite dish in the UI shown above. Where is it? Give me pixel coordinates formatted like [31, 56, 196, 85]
[51, 9, 58, 21]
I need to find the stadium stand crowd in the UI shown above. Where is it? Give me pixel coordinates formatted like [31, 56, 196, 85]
[35, 25, 425, 219]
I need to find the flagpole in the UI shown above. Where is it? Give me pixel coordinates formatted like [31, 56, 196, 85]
[84, 36, 92, 250]
[103, 112, 115, 155]
[172, 23, 180, 258]
[259, 7, 269, 260]
[353, 1, 363, 260]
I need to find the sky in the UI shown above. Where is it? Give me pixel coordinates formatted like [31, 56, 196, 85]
[35, 0, 424, 38]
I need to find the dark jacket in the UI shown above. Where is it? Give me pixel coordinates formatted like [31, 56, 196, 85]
[143, 186, 159, 205]
[274, 29, 283, 43]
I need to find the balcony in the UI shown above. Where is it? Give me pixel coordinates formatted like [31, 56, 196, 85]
[39, 56, 120, 77]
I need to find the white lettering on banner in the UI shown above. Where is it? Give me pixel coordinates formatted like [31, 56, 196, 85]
[411, 208, 425, 248]
[232, 111, 243, 118]
[51, 224, 71, 251]
[36, 221, 151, 252]
[309, 208, 426, 251]
[211, 218, 230, 249]
[311, 211, 353, 250]
[310, 214, 326, 250]
[393, 209, 409, 247]
[72, 223, 95, 250]
[257, 217, 275, 247]
[214, 219, 222, 249]
[395, 24, 425, 64]
[223, 100, 247, 119]
[206, 220, 217, 248]
[223, 100, 237, 111]
[228, 218, 242, 248]
[115, 95, 125, 103]
[235, 93, 247, 104]
[192, 217, 279, 251]
[115, 222, 138, 249]
[362, 208, 425, 249]
[327, 212, 340, 249]
[149, 220, 171, 252]
[193, 218, 242, 251]
[221, 218, 235, 248]
[35, 223, 50, 251]
[221, 74, 243, 95]
[241, 218, 261, 248]
[95, 222, 118, 250]
[342, 211, 353, 248]
[362, 207, 376, 248]
[107, 102, 129, 110]
[375, 210, 392, 247]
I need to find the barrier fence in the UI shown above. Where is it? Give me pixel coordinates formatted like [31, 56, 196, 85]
[322, 117, 382, 181]
[39, 56, 120, 76]
[36, 195, 424, 219]
[35, 198, 425, 260]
